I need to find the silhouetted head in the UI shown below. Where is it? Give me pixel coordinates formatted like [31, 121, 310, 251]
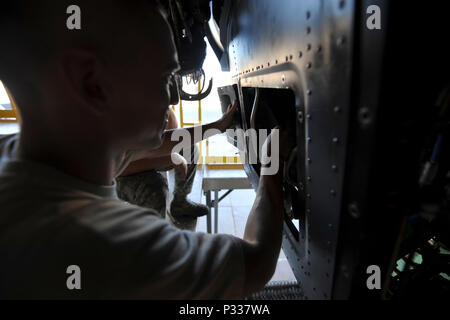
[0, 0, 179, 151]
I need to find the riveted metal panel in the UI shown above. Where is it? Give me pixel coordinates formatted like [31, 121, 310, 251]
[219, 0, 355, 300]
[217, 0, 450, 300]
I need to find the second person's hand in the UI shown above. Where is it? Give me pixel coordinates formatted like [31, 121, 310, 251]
[216, 100, 239, 133]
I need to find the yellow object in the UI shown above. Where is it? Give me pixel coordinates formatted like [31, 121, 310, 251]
[173, 80, 242, 169]
[0, 84, 21, 123]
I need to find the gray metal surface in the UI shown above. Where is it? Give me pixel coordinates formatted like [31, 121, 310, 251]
[219, 0, 356, 300]
[215, 0, 450, 300]
[331, 0, 389, 300]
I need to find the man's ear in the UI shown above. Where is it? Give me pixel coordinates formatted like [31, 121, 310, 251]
[60, 49, 110, 116]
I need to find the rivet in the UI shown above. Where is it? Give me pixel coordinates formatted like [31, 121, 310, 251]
[299, 51, 303, 58]
[334, 106, 341, 113]
[298, 111, 304, 123]
[316, 45, 322, 53]
[339, 0, 346, 9]
[337, 36, 346, 46]
[290, 54, 293, 60]
[306, 11, 311, 20]
[307, 176, 312, 182]
[332, 165, 338, 172]
[330, 189, 336, 197]
[306, 114, 312, 120]
[307, 44, 312, 51]
[359, 107, 372, 127]
[349, 202, 361, 219]
[332, 137, 339, 144]
[307, 137, 312, 143]
[307, 90, 312, 96]
[342, 266, 350, 278]
[307, 26, 311, 34]
[306, 63, 312, 69]
[307, 157, 312, 163]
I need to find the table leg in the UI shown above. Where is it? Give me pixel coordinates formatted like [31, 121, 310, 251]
[206, 191, 212, 234]
[214, 190, 219, 234]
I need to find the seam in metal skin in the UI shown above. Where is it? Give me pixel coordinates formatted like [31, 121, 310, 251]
[250, 87, 260, 131]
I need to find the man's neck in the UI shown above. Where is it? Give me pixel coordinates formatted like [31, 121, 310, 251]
[17, 128, 121, 186]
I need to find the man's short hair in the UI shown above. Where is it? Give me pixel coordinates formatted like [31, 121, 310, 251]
[0, 0, 162, 89]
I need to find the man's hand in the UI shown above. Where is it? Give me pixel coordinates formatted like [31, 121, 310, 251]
[240, 127, 296, 295]
[216, 100, 239, 133]
[261, 127, 296, 176]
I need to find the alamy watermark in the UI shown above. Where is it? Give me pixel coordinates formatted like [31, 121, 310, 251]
[66, 265, 82, 290]
[66, 5, 82, 30]
[367, 5, 382, 30]
[170, 128, 281, 176]
[66, 4, 382, 32]
[366, 265, 381, 290]
[66, 4, 382, 31]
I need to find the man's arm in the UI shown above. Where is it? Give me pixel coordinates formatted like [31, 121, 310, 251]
[239, 130, 292, 296]
[132, 101, 238, 162]
[241, 174, 284, 295]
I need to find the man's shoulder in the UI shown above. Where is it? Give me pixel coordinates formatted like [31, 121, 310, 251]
[72, 196, 163, 225]
[0, 188, 166, 250]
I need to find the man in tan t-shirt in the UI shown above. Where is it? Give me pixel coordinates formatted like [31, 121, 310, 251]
[0, 0, 289, 299]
